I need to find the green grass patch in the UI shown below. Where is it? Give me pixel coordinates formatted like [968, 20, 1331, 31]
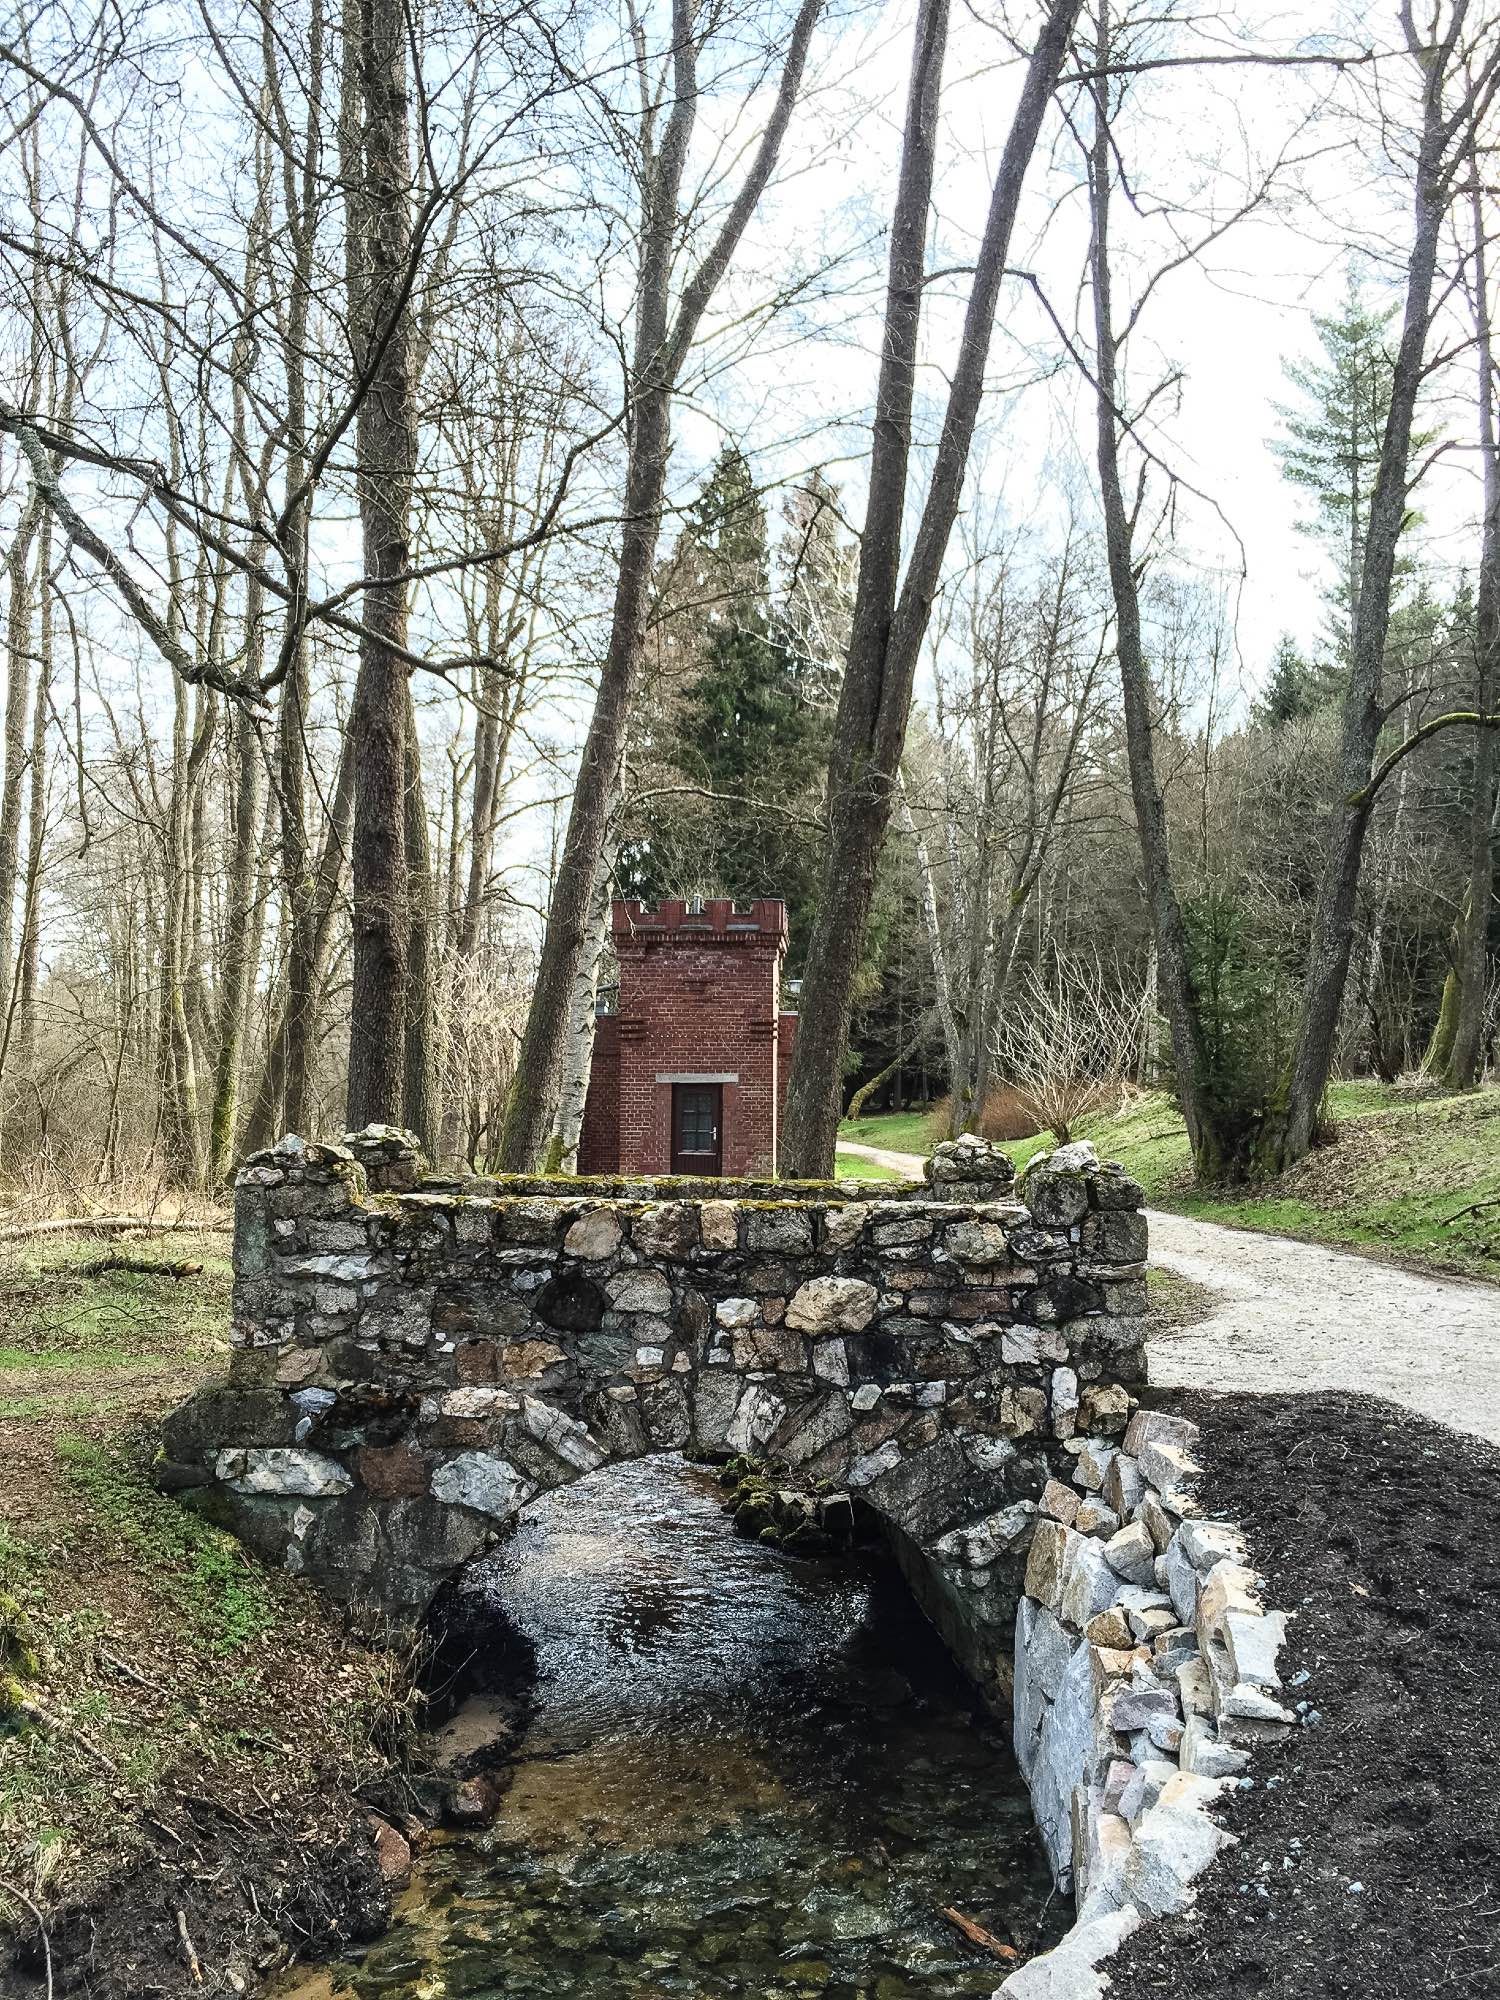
[55, 1433, 274, 1656]
[837, 1109, 941, 1155]
[0, 1233, 232, 1368]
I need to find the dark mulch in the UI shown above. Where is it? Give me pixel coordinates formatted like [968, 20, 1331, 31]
[1109, 1389, 1500, 1999]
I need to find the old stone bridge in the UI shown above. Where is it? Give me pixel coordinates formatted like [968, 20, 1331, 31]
[163, 1128, 1148, 1668]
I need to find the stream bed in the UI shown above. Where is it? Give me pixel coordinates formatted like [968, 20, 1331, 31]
[279, 1457, 1062, 2000]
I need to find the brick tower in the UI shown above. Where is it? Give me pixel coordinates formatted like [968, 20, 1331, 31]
[578, 898, 798, 1178]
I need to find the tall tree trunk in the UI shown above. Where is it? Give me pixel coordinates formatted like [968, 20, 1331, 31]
[11, 503, 50, 1082]
[403, 688, 441, 1152]
[896, 782, 964, 1124]
[498, 0, 826, 1170]
[343, 0, 414, 1131]
[545, 781, 620, 1173]
[244, 733, 356, 1151]
[207, 695, 265, 1181]
[781, 0, 1082, 1176]
[158, 676, 207, 1184]
[1081, 5, 1229, 1180]
[1449, 178, 1500, 1089]
[0, 492, 40, 1052]
[1258, 45, 1452, 1172]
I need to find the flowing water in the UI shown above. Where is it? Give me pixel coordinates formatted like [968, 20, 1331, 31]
[279, 1458, 1061, 2000]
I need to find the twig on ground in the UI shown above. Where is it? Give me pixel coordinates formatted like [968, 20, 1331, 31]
[0, 1878, 53, 2000]
[175, 1907, 204, 1985]
[82, 1255, 205, 1279]
[1441, 1196, 1500, 1226]
[13, 1693, 121, 1775]
[98, 1644, 172, 1698]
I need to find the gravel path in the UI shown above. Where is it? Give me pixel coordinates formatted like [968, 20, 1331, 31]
[1148, 1209, 1500, 1446]
[835, 1141, 1500, 1446]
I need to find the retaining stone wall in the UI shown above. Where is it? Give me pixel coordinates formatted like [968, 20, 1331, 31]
[998, 1407, 1294, 1998]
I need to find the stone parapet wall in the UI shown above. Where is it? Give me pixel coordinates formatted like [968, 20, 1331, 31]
[162, 1128, 1149, 1626]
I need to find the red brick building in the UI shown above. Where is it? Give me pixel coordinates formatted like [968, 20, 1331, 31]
[578, 898, 799, 1178]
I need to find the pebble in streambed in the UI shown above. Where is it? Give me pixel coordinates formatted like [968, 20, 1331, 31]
[277, 1457, 1061, 1999]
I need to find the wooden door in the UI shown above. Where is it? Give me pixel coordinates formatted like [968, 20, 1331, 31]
[671, 1083, 722, 1177]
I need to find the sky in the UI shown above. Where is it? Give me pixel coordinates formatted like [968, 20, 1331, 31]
[663, 0, 1486, 719]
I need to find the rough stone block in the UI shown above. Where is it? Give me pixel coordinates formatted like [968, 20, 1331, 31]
[1123, 1773, 1236, 1917]
[216, 1446, 352, 1497]
[698, 1200, 740, 1251]
[1123, 1409, 1199, 1458]
[996, 1906, 1141, 2000]
[1104, 1521, 1158, 1587]
[1061, 1536, 1121, 1631]
[429, 1451, 534, 1519]
[784, 1276, 878, 1335]
[1025, 1518, 1073, 1611]
[564, 1208, 623, 1260]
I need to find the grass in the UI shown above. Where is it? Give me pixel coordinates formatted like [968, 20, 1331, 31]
[837, 1108, 941, 1156]
[0, 1225, 406, 1910]
[840, 1082, 1500, 1282]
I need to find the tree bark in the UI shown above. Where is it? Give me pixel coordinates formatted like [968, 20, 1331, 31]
[244, 732, 356, 1151]
[403, 686, 441, 1152]
[545, 776, 621, 1174]
[207, 695, 265, 1181]
[343, 0, 415, 1131]
[780, 0, 1082, 1176]
[1449, 176, 1500, 1089]
[1081, 3, 1229, 1180]
[1257, 30, 1453, 1171]
[0, 493, 40, 1052]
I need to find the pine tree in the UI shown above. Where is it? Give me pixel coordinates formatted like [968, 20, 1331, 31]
[1272, 276, 1430, 667]
[622, 448, 841, 962]
[1253, 634, 1323, 725]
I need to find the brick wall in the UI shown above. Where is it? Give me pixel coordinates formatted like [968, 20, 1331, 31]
[580, 898, 793, 1177]
[578, 1017, 619, 1175]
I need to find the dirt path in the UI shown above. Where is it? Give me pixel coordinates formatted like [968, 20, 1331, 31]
[836, 1140, 927, 1178]
[1148, 1209, 1500, 1446]
[837, 1142, 1500, 1446]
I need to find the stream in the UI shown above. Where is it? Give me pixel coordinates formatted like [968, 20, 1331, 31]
[278, 1457, 1062, 2000]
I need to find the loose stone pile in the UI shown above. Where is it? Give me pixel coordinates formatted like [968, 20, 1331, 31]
[1000, 1406, 1294, 1999]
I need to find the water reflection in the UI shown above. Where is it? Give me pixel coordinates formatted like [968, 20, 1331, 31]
[281, 1456, 1061, 2000]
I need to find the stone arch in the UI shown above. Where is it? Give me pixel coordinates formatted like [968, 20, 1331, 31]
[162, 1129, 1147, 1654]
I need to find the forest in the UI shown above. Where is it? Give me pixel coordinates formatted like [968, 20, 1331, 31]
[0, 0, 1496, 1196]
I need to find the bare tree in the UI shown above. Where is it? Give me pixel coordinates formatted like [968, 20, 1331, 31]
[498, 0, 829, 1169]
[779, 0, 1084, 1177]
[993, 952, 1148, 1143]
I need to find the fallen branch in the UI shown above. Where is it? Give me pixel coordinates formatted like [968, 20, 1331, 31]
[0, 1879, 51, 2000]
[1441, 1196, 1500, 1226]
[0, 1217, 226, 1244]
[940, 1906, 1018, 1962]
[12, 1694, 121, 1777]
[82, 1256, 205, 1279]
[98, 1644, 172, 1698]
